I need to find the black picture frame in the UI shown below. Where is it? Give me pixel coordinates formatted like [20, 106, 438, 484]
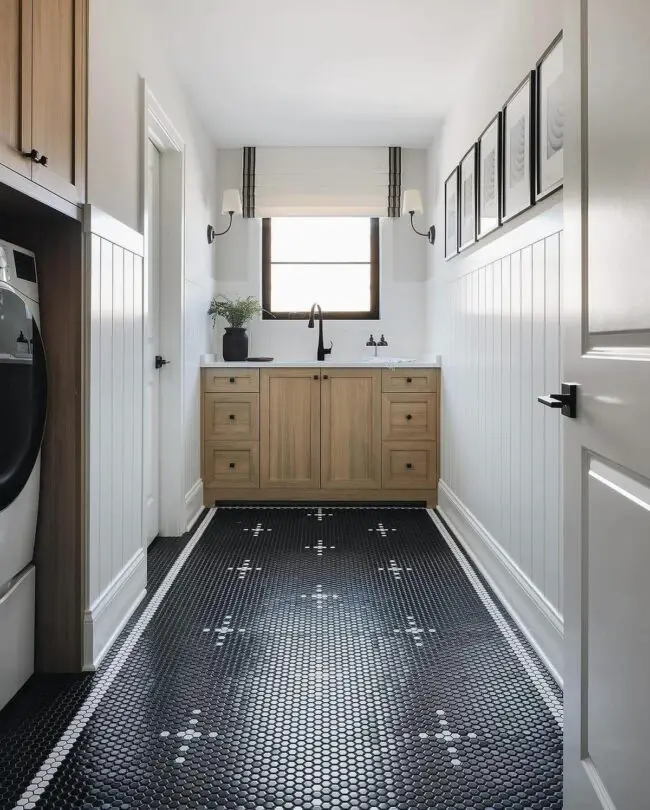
[535, 31, 564, 201]
[502, 70, 536, 223]
[458, 144, 478, 252]
[444, 166, 460, 260]
[476, 112, 502, 240]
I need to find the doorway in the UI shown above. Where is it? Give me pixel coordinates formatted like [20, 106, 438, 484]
[142, 82, 186, 541]
[144, 139, 162, 546]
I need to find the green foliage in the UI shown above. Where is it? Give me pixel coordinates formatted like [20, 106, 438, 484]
[208, 294, 262, 329]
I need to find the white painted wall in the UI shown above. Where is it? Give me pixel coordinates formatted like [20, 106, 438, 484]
[425, 0, 564, 674]
[87, 0, 220, 530]
[212, 148, 429, 360]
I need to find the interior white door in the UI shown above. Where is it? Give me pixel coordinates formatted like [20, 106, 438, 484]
[561, 2, 650, 808]
[144, 140, 161, 546]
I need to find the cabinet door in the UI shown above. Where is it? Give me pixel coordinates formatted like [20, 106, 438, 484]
[0, 0, 31, 177]
[321, 369, 381, 490]
[30, 0, 85, 203]
[260, 369, 321, 489]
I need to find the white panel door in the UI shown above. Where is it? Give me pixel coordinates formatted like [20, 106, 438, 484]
[561, 2, 650, 808]
[144, 140, 161, 546]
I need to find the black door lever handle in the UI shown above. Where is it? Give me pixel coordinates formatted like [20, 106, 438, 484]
[537, 383, 578, 418]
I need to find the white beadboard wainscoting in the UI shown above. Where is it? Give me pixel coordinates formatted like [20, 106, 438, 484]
[436, 202, 564, 678]
[84, 208, 146, 670]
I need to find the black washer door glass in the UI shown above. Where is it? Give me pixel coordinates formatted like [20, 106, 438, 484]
[0, 286, 47, 511]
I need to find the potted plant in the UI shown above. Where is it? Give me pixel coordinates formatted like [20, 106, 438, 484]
[208, 294, 262, 361]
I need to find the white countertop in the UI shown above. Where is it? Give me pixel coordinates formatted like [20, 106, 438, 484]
[200, 355, 441, 369]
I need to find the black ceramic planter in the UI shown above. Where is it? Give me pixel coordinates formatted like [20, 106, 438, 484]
[222, 327, 249, 361]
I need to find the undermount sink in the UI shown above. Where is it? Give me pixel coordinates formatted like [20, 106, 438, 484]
[323, 357, 417, 365]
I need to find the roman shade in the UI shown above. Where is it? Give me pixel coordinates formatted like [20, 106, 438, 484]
[242, 146, 401, 218]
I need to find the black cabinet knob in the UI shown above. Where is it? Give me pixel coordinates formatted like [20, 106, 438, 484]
[406, 377, 412, 383]
[229, 462, 236, 469]
[323, 374, 329, 380]
[229, 377, 235, 383]
[405, 463, 413, 470]
[37, 154, 48, 166]
[229, 414, 235, 420]
[406, 414, 413, 421]
[313, 374, 319, 380]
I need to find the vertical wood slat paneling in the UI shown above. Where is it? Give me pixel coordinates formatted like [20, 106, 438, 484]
[443, 231, 563, 614]
[87, 235, 144, 608]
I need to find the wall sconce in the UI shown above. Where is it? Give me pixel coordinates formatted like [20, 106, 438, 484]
[207, 189, 243, 243]
[402, 189, 435, 245]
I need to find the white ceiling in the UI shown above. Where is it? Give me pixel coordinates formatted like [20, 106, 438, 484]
[146, 0, 506, 148]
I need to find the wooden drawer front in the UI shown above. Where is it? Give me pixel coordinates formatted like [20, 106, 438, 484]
[204, 394, 259, 442]
[382, 442, 437, 490]
[204, 442, 259, 489]
[203, 368, 259, 393]
[382, 368, 438, 393]
[382, 394, 437, 441]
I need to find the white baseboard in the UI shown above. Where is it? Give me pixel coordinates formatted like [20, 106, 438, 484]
[83, 549, 147, 671]
[438, 480, 564, 683]
[185, 479, 204, 532]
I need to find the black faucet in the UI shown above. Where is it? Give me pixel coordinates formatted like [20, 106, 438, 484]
[308, 303, 333, 362]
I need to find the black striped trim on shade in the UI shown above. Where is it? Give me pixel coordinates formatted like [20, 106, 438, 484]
[242, 146, 256, 218]
[388, 146, 402, 218]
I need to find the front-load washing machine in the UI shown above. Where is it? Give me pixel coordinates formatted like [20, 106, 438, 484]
[0, 239, 47, 710]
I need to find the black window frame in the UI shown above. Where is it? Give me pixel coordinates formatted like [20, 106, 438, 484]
[261, 217, 380, 320]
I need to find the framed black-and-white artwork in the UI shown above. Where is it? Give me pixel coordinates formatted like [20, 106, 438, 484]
[502, 71, 536, 223]
[459, 145, 477, 251]
[536, 32, 564, 200]
[444, 166, 459, 260]
[477, 113, 502, 239]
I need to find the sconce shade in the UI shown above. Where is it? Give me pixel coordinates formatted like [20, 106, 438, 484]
[222, 188, 243, 215]
[402, 188, 424, 215]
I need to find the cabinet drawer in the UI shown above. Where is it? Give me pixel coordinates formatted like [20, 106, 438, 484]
[204, 441, 259, 489]
[382, 368, 438, 393]
[203, 368, 259, 393]
[203, 394, 259, 441]
[382, 442, 437, 489]
[382, 394, 437, 441]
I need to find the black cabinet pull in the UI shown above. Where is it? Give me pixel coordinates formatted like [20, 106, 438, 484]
[323, 374, 329, 380]
[23, 148, 39, 161]
[36, 154, 48, 166]
[229, 462, 236, 469]
[229, 377, 236, 383]
[406, 377, 412, 383]
[229, 414, 236, 420]
[313, 374, 319, 380]
[405, 463, 413, 470]
[406, 414, 413, 421]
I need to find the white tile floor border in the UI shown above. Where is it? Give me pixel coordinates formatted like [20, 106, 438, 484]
[13, 508, 218, 810]
[427, 509, 564, 729]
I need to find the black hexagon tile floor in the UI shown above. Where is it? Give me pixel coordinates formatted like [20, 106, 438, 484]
[0, 507, 562, 810]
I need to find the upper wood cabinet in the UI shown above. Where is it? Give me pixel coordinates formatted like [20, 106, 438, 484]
[321, 369, 382, 490]
[260, 369, 321, 489]
[0, 0, 86, 204]
[0, 0, 29, 177]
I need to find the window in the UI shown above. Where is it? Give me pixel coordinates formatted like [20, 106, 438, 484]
[262, 217, 379, 319]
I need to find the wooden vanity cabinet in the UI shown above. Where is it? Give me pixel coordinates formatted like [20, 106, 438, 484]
[202, 366, 440, 505]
